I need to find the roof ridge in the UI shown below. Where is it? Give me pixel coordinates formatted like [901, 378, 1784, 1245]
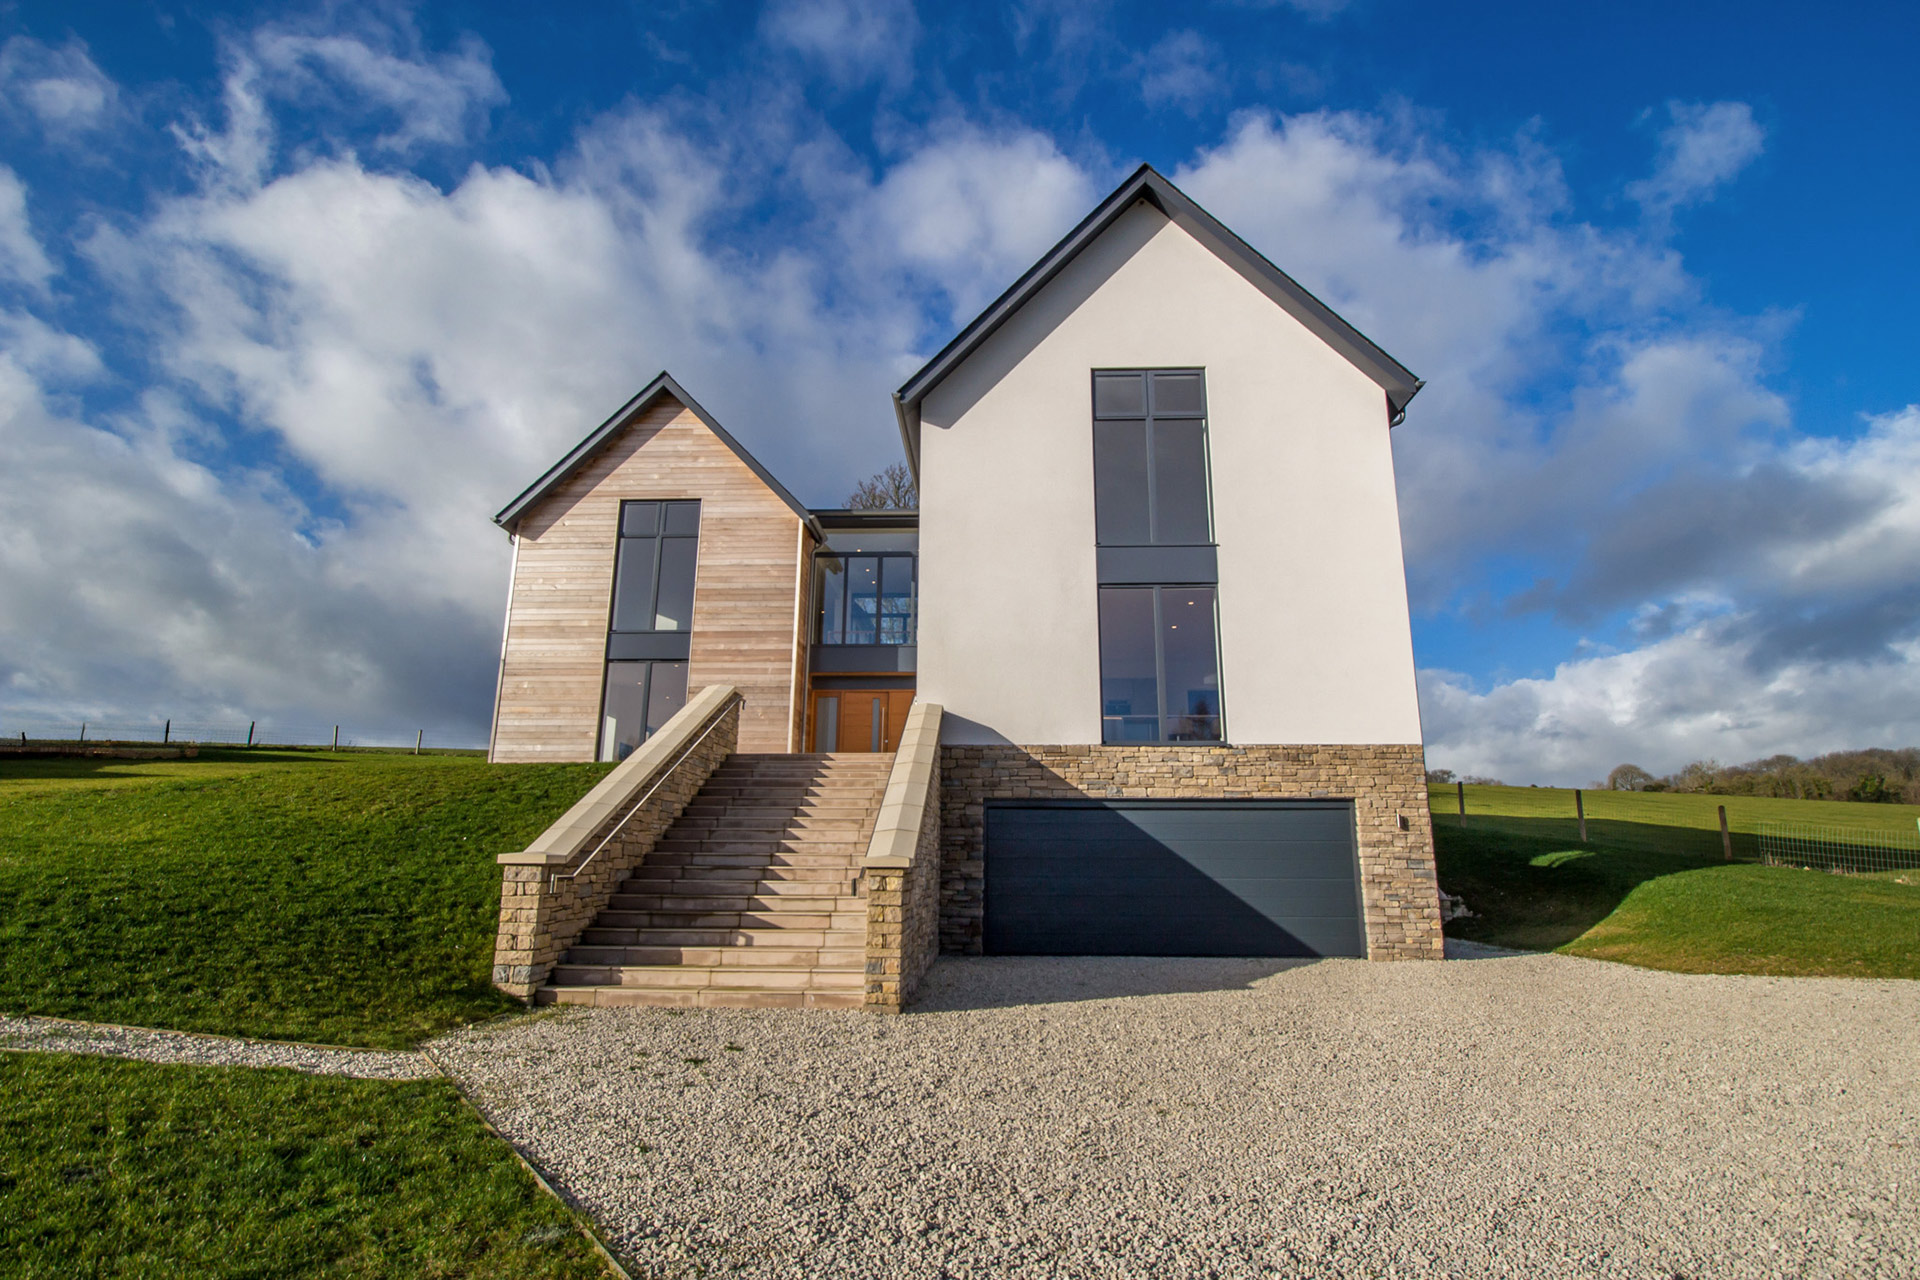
[494, 372, 823, 538]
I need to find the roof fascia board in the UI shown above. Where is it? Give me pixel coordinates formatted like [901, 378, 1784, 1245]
[494, 371, 824, 540]
[893, 164, 1424, 473]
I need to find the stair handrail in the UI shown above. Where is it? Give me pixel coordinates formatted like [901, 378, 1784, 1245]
[548, 690, 744, 895]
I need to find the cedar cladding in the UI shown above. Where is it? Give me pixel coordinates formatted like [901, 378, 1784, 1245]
[489, 395, 808, 761]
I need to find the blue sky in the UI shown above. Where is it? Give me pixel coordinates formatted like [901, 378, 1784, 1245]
[1, 0, 1916, 781]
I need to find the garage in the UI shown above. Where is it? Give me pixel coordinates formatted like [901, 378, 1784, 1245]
[983, 800, 1364, 957]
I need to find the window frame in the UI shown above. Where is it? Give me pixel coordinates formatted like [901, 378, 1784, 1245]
[596, 658, 690, 762]
[814, 550, 917, 646]
[1090, 368, 1216, 549]
[609, 499, 702, 635]
[1095, 583, 1227, 745]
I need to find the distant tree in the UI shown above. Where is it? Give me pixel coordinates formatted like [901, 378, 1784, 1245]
[1426, 768, 1455, 785]
[1607, 763, 1654, 792]
[1848, 772, 1895, 803]
[845, 462, 916, 510]
[1670, 759, 1723, 793]
[1460, 775, 1504, 786]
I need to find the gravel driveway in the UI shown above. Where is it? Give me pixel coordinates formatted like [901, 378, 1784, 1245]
[433, 948, 1920, 1278]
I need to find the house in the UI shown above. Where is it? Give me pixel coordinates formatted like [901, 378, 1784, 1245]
[488, 165, 1442, 1005]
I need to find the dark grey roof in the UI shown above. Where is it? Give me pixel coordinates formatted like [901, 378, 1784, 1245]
[892, 163, 1424, 471]
[494, 371, 824, 539]
[810, 508, 919, 529]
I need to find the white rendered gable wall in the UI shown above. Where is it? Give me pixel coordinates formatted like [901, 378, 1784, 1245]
[917, 200, 1424, 746]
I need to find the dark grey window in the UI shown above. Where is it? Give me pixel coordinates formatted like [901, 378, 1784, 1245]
[817, 552, 916, 644]
[612, 500, 700, 633]
[600, 500, 699, 760]
[1098, 586, 1222, 744]
[1092, 369, 1212, 546]
[598, 660, 689, 762]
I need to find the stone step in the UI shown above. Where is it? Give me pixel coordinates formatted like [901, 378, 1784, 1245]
[620, 864, 856, 887]
[605, 889, 857, 912]
[651, 840, 868, 858]
[568, 941, 866, 967]
[603, 926, 866, 948]
[677, 802, 880, 820]
[694, 783, 887, 797]
[646, 849, 863, 869]
[536, 986, 865, 1010]
[547, 963, 865, 991]
[591, 909, 866, 931]
[615, 875, 859, 898]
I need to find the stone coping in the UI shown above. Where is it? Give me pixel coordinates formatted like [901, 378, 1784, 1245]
[498, 684, 740, 867]
[864, 701, 942, 870]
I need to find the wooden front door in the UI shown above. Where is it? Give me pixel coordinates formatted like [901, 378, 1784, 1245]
[809, 689, 913, 752]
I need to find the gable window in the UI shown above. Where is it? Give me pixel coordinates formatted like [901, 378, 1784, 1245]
[611, 500, 701, 632]
[600, 499, 700, 761]
[1098, 586, 1222, 743]
[1092, 369, 1212, 546]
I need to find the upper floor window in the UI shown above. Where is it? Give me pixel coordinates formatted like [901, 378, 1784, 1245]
[611, 500, 700, 633]
[817, 552, 916, 645]
[1091, 369, 1212, 546]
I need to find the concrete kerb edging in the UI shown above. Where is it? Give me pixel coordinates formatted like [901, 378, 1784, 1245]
[863, 703, 943, 1011]
[424, 1044, 635, 1280]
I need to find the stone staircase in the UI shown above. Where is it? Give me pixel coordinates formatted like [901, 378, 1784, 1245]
[537, 752, 892, 1009]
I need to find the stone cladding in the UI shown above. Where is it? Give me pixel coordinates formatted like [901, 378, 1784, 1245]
[862, 706, 945, 1012]
[937, 743, 1442, 961]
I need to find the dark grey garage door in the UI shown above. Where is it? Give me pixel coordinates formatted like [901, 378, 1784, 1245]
[984, 800, 1363, 957]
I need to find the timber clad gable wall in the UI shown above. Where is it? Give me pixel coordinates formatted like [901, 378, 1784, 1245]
[490, 395, 807, 761]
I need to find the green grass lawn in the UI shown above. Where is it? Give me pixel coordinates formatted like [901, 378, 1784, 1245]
[1430, 783, 1920, 978]
[0, 1052, 609, 1278]
[0, 748, 609, 1047]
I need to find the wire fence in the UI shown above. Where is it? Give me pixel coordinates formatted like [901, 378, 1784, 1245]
[1757, 820, 1920, 875]
[0, 715, 484, 754]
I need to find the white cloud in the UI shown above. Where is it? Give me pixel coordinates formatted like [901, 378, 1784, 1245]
[0, 37, 118, 136]
[251, 26, 504, 153]
[1424, 405, 1920, 782]
[171, 15, 504, 190]
[1627, 100, 1765, 221]
[858, 128, 1097, 321]
[0, 166, 55, 291]
[1422, 627, 1920, 787]
[762, 0, 920, 87]
[1139, 30, 1225, 114]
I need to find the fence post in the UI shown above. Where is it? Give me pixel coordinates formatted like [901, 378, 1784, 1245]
[1457, 780, 1466, 821]
[163, 718, 170, 744]
[246, 721, 255, 748]
[1719, 805, 1732, 861]
[1575, 788, 1587, 843]
[331, 725, 340, 751]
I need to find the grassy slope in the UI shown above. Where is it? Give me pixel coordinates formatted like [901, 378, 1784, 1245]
[0, 749, 609, 1047]
[1430, 784, 1920, 978]
[0, 1052, 607, 1279]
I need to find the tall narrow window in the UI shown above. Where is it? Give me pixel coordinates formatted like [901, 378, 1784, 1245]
[1098, 586, 1222, 744]
[1092, 369, 1212, 546]
[600, 499, 700, 760]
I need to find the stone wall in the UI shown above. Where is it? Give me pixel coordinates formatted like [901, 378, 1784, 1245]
[492, 698, 739, 998]
[863, 702, 945, 1012]
[937, 743, 1442, 960]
